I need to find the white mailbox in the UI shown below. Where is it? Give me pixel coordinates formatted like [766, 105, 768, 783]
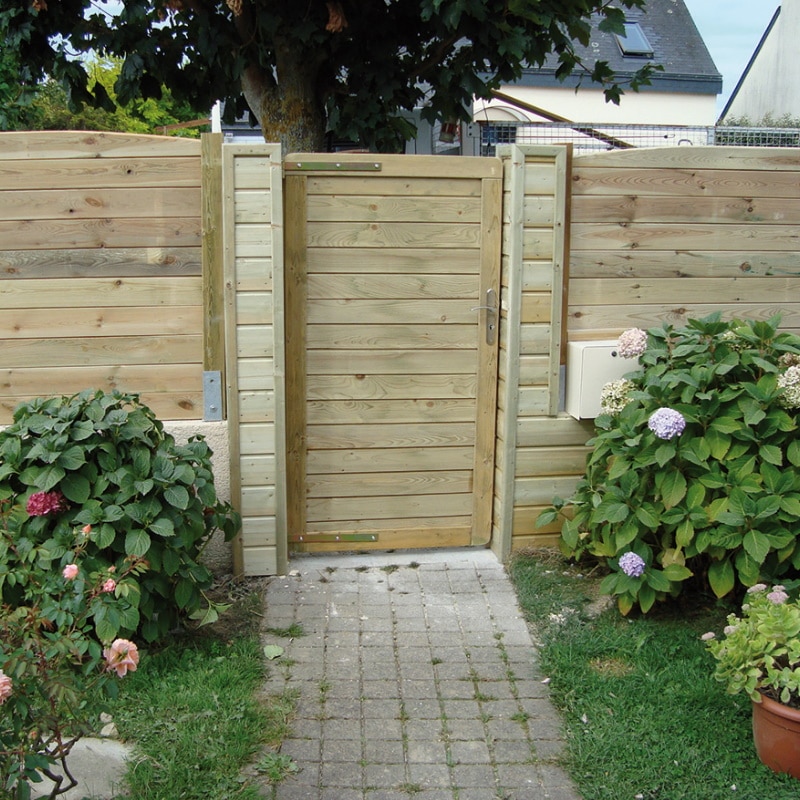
[565, 340, 634, 419]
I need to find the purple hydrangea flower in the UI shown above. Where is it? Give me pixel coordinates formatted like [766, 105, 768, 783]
[618, 551, 646, 578]
[617, 328, 648, 359]
[647, 408, 686, 440]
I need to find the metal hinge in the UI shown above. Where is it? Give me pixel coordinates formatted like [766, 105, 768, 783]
[203, 371, 223, 421]
[284, 161, 382, 172]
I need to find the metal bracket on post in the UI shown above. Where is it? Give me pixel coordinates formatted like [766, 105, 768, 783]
[203, 371, 223, 421]
[471, 288, 498, 346]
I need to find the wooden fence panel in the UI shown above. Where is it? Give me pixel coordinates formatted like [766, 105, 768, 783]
[0, 131, 203, 422]
[569, 146, 800, 339]
[502, 145, 800, 556]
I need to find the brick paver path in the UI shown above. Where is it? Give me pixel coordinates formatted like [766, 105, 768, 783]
[259, 550, 580, 800]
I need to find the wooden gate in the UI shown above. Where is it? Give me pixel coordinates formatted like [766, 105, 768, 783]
[283, 153, 502, 552]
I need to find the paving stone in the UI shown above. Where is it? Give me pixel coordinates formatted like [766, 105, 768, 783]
[448, 739, 492, 764]
[406, 762, 452, 788]
[364, 739, 406, 764]
[363, 763, 408, 788]
[449, 763, 498, 787]
[405, 739, 449, 764]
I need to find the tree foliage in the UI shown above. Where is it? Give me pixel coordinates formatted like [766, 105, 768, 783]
[6, 56, 207, 135]
[3, 0, 656, 151]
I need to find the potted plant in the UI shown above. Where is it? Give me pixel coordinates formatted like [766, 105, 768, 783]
[705, 584, 800, 778]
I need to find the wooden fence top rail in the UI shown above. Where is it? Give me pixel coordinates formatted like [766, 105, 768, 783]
[0, 131, 202, 160]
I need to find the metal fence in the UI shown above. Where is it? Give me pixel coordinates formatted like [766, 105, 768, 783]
[477, 121, 800, 156]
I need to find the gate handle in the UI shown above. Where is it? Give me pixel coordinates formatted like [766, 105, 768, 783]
[471, 288, 497, 346]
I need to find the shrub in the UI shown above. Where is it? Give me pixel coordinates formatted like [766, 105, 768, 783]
[0, 389, 241, 642]
[1, 501, 145, 797]
[538, 315, 800, 614]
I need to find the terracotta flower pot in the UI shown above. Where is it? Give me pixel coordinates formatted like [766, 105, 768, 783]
[752, 692, 800, 779]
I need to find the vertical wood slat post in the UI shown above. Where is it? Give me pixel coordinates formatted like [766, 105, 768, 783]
[284, 175, 308, 547]
[201, 134, 225, 392]
[221, 145, 244, 575]
[471, 176, 503, 545]
[549, 146, 569, 415]
[493, 146, 525, 560]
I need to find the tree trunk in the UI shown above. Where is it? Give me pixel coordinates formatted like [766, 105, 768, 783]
[240, 43, 326, 153]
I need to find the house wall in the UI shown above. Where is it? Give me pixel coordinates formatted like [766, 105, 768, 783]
[476, 87, 719, 126]
[723, 0, 800, 122]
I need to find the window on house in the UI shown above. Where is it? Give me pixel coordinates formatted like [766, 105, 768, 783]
[614, 22, 654, 57]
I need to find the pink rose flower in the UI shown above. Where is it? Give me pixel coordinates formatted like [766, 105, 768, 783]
[82, 524, 92, 535]
[0, 670, 12, 704]
[62, 564, 79, 580]
[26, 490, 66, 516]
[102, 578, 117, 593]
[103, 639, 140, 678]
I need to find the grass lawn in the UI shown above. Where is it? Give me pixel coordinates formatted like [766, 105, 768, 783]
[508, 551, 800, 800]
[103, 588, 297, 799]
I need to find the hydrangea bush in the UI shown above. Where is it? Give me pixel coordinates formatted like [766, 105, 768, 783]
[0, 390, 241, 642]
[538, 315, 800, 614]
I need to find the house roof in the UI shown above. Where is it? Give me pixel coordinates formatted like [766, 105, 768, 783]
[513, 0, 722, 96]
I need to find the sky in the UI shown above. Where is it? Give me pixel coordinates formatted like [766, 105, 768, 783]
[682, 0, 779, 112]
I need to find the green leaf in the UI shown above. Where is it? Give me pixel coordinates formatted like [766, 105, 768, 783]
[125, 528, 151, 557]
[638, 583, 656, 613]
[263, 645, 285, 660]
[703, 429, 730, 460]
[645, 569, 672, 592]
[149, 517, 175, 538]
[165, 484, 190, 510]
[788, 440, 800, 468]
[60, 472, 91, 504]
[634, 505, 660, 529]
[662, 564, 693, 582]
[655, 443, 676, 467]
[89, 522, 116, 549]
[743, 530, 770, 564]
[174, 578, 195, 610]
[535, 508, 558, 528]
[659, 470, 687, 509]
[781, 496, 800, 517]
[57, 444, 86, 470]
[675, 519, 694, 548]
[760, 443, 783, 466]
[708, 558, 735, 598]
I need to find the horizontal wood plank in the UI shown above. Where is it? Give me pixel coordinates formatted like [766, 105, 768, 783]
[307, 221, 481, 249]
[306, 247, 479, 273]
[0, 188, 200, 221]
[307, 194, 482, 223]
[0, 217, 200, 250]
[0, 247, 201, 279]
[307, 398, 475, 424]
[306, 446, 475, 473]
[306, 274, 478, 300]
[307, 492, 471, 522]
[0, 277, 201, 308]
[305, 324, 475, 350]
[574, 147, 800, 171]
[2, 305, 202, 338]
[0, 158, 201, 191]
[0, 131, 201, 160]
[1, 335, 201, 368]
[306, 470, 472, 497]
[307, 422, 474, 449]
[306, 374, 477, 400]
[307, 299, 477, 325]
[306, 350, 476, 375]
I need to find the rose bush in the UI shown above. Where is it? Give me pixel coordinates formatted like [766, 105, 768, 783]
[1, 503, 147, 798]
[538, 315, 800, 614]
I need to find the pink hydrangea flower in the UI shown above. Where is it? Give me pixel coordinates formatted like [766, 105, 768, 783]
[768, 587, 789, 604]
[62, 564, 79, 580]
[103, 639, 140, 678]
[102, 578, 117, 593]
[617, 328, 648, 359]
[26, 490, 66, 516]
[0, 670, 12, 704]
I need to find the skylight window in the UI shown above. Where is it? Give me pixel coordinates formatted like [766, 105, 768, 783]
[614, 22, 653, 57]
